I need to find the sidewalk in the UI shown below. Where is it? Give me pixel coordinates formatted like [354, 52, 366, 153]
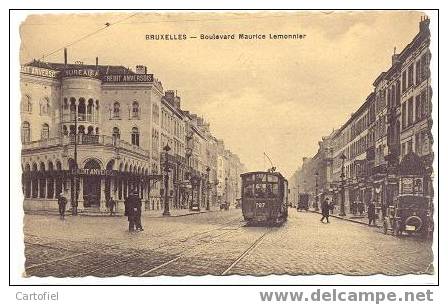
[25, 206, 221, 218]
[308, 209, 383, 228]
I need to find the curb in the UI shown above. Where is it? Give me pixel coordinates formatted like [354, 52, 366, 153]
[25, 209, 222, 218]
[308, 210, 381, 228]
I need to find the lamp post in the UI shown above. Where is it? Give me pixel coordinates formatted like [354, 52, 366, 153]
[225, 177, 228, 204]
[206, 167, 210, 211]
[163, 144, 171, 216]
[339, 153, 347, 216]
[314, 170, 319, 211]
[72, 107, 79, 216]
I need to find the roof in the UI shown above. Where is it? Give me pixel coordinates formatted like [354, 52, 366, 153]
[24, 60, 135, 76]
[240, 171, 286, 181]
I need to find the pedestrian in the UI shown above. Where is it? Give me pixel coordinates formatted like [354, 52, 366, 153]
[329, 200, 335, 215]
[381, 203, 387, 220]
[359, 201, 365, 215]
[124, 194, 136, 232]
[107, 196, 116, 216]
[367, 201, 376, 226]
[57, 191, 67, 220]
[320, 198, 330, 223]
[133, 190, 144, 231]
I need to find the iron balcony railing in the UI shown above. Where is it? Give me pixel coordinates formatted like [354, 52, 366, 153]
[22, 135, 149, 157]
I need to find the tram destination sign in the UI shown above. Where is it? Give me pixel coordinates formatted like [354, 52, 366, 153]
[71, 168, 116, 176]
[102, 74, 154, 83]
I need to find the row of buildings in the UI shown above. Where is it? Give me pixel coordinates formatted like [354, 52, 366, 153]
[290, 17, 433, 214]
[20, 51, 246, 213]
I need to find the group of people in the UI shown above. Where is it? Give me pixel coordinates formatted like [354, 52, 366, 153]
[56, 189, 144, 232]
[124, 190, 144, 232]
[319, 198, 377, 226]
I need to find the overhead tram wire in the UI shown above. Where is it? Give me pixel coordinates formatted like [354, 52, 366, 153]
[39, 13, 140, 62]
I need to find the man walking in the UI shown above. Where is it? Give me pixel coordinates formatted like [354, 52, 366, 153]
[58, 191, 67, 220]
[367, 201, 376, 226]
[320, 198, 330, 223]
[107, 196, 116, 216]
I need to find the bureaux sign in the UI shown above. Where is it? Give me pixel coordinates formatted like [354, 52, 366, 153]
[63, 69, 100, 78]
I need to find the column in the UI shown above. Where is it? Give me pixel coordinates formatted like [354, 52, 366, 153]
[100, 178, 106, 211]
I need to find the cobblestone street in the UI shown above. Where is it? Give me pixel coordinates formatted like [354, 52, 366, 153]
[23, 208, 433, 277]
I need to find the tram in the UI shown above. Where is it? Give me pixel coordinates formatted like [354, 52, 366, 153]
[240, 170, 288, 225]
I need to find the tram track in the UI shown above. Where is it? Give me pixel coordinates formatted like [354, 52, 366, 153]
[24, 216, 245, 276]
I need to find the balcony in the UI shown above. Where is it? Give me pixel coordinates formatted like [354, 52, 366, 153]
[372, 164, 387, 176]
[22, 135, 150, 158]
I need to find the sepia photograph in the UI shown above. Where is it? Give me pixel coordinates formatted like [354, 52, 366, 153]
[14, 10, 437, 281]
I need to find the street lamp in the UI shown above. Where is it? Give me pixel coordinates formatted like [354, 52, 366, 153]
[314, 170, 319, 211]
[206, 167, 210, 211]
[163, 144, 171, 216]
[339, 153, 347, 216]
[225, 177, 228, 204]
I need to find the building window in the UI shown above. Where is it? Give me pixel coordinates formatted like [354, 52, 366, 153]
[113, 102, 120, 118]
[40, 97, 50, 115]
[41, 123, 49, 140]
[416, 60, 421, 84]
[22, 121, 30, 143]
[407, 97, 414, 126]
[22, 95, 32, 113]
[401, 103, 407, 129]
[407, 139, 413, 154]
[408, 64, 414, 88]
[112, 127, 120, 139]
[415, 94, 421, 121]
[421, 89, 428, 117]
[132, 101, 139, 118]
[131, 127, 140, 146]
[402, 71, 407, 93]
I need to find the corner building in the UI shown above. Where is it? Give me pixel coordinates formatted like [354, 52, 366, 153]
[21, 57, 164, 212]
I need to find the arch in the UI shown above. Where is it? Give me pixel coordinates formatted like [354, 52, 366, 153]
[119, 162, 124, 172]
[87, 126, 94, 135]
[82, 157, 103, 170]
[38, 162, 46, 198]
[22, 121, 31, 143]
[41, 123, 50, 140]
[56, 160, 62, 170]
[39, 162, 46, 172]
[48, 161, 54, 171]
[95, 127, 99, 135]
[62, 125, 68, 135]
[78, 125, 85, 134]
[25, 163, 31, 172]
[78, 98, 86, 121]
[106, 159, 115, 170]
[124, 163, 129, 172]
[63, 97, 69, 110]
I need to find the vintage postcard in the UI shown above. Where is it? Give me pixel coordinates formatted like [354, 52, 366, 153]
[15, 10, 437, 281]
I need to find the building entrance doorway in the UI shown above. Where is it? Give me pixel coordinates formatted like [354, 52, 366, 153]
[83, 159, 101, 207]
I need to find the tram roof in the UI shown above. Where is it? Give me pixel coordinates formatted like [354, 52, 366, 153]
[240, 171, 286, 180]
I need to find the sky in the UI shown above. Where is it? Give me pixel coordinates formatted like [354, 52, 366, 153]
[19, 11, 427, 178]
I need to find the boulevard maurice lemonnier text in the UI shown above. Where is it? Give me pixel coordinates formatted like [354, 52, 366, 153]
[145, 33, 306, 40]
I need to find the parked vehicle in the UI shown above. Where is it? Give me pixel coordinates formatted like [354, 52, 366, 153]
[383, 176, 433, 239]
[297, 193, 310, 211]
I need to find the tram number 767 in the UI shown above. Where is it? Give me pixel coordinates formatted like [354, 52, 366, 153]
[255, 202, 266, 208]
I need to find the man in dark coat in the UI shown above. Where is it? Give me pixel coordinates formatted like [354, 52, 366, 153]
[124, 194, 136, 232]
[57, 191, 67, 220]
[133, 191, 144, 231]
[320, 198, 330, 223]
[367, 201, 376, 226]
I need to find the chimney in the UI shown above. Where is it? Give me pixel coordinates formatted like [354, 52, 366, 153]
[96, 56, 98, 67]
[419, 15, 430, 32]
[392, 47, 400, 65]
[64, 48, 67, 65]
